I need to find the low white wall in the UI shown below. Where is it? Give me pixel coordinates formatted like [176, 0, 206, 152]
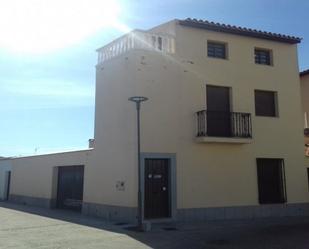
[11, 150, 92, 202]
[0, 159, 12, 200]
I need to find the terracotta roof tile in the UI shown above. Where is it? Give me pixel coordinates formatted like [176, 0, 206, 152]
[300, 69, 309, 77]
[178, 18, 301, 44]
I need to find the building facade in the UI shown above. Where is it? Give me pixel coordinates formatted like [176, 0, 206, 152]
[86, 19, 309, 221]
[5, 19, 309, 223]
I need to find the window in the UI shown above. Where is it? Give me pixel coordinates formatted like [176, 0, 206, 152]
[151, 36, 163, 51]
[255, 90, 277, 117]
[255, 48, 272, 65]
[207, 41, 227, 59]
[158, 37, 162, 50]
[256, 159, 286, 204]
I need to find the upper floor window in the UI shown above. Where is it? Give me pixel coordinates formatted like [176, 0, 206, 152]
[255, 90, 278, 117]
[151, 36, 163, 51]
[255, 48, 272, 65]
[207, 41, 227, 59]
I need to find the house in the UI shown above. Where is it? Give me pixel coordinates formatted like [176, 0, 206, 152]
[6, 19, 309, 223]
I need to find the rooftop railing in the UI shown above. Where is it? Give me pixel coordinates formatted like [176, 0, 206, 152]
[97, 30, 176, 64]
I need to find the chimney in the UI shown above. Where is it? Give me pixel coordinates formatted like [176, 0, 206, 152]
[88, 139, 95, 148]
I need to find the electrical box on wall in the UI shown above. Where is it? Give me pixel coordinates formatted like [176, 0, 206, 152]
[116, 181, 125, 191]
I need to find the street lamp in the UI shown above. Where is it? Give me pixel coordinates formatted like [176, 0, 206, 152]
[128, 96, 148, 231]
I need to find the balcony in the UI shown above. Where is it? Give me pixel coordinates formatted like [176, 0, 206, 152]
[97, 30, 175, 64]
[196, 110, 252, 144]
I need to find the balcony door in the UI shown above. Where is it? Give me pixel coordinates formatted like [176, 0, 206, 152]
[206, 85, 231, 137]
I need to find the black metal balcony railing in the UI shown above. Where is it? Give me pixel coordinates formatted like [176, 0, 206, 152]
[196, 110, 252, 138]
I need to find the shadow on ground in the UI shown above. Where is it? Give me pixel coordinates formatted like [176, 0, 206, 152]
[1, 201, 309, 249]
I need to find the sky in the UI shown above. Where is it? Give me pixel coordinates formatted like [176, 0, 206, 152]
[0, 0, 308, 157]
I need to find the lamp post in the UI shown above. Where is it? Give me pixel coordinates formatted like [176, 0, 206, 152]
[128, 96, 148, 231]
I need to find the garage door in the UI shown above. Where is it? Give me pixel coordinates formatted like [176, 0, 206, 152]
[56, 165, 84, 211]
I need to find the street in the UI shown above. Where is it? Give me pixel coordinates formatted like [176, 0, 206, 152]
[1, 202, 309, 249]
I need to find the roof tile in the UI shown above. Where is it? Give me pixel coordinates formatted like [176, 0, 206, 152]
[300, 69, 309, 77]
[179, 18, 301, 44]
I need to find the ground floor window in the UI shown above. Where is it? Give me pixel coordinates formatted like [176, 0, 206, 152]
[256, 158, 286, 204]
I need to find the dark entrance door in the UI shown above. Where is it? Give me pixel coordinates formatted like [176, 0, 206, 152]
[57, 165, 84, 211]
[144, 159, 170, 219]
[206, 85, 231, 137]
[257, 159, 286, 204]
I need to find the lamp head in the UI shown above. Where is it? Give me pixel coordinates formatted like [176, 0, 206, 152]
[128, 96, 148, 103]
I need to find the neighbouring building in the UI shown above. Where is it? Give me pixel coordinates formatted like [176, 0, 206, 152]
[300, 70, 309, 186]
[4, 19, 309, 223]
[9, 149, 92, 210]
[300, 69, 309, 156]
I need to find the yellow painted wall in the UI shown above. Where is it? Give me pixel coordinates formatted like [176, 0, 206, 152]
[87, 21, 309, 209]
[11, 150, 92, 200]
[84, 56, 139, 207]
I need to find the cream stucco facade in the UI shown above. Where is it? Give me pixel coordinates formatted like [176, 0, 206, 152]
[88, 19, 309, 221]
[6, 19, 309, 222]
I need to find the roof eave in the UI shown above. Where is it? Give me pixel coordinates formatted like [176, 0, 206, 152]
[300, 70, 309, 77]
[178, 19, 301, 44]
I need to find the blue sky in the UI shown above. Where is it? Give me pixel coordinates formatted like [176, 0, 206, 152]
[0, 0, 308, 157]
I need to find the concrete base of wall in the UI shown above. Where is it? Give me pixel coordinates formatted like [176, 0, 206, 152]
[9, 194, 52, 209]
[82, 202, 137, 223]
[177, 203, 309, 222]
[8, 195, 309, 224]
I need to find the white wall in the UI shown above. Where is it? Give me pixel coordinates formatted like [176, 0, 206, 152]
[11, 150, 92, 201]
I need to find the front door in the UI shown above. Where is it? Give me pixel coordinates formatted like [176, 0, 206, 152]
[257, 159, 286, 204]
[144, 159, 170, 219]
[206, 85, 231, 137]
[57, 165, 84, 211]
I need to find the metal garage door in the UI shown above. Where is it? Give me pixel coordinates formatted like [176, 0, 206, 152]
[56, 165, 84, 211]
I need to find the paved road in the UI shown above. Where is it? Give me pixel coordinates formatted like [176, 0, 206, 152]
[1, 202, 309, 249]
